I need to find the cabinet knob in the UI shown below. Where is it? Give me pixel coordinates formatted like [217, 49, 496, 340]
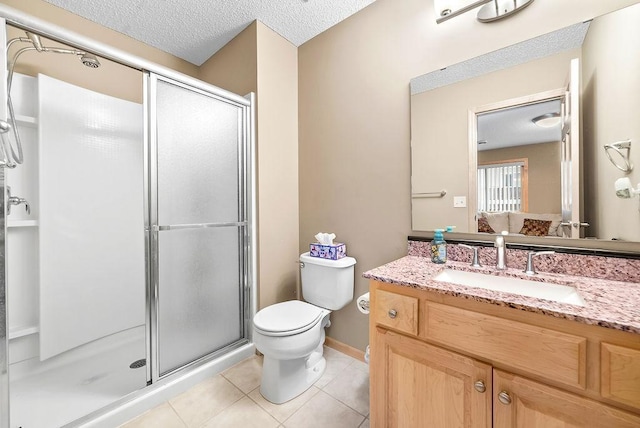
[498, 391, 512, 405]
[388, 309, 398, 319]
[474, 380, 486, 393]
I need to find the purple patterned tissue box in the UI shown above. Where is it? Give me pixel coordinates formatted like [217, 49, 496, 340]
[309, 243, 347, 260]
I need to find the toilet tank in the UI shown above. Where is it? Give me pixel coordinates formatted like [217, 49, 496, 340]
[300, 252, 357, 310]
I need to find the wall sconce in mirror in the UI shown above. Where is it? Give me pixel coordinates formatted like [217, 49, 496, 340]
[615, 177, 639, 201]
[434, 0, 491, 23]
[435, 0, 535, 24]
[477, 0, 536, 23]
[604, 139, 633, 173]
[532, 112, 561, 128]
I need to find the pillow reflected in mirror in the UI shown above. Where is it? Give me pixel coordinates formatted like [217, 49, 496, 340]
[509, 212, 562, 237]
[519, 218, 552, 236]
[478, 217, 495, 233]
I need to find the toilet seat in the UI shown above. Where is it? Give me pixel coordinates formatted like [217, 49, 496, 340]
[254, 300, 326, 337]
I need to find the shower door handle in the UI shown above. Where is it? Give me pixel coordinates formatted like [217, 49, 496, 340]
[154, 221, 247, 232]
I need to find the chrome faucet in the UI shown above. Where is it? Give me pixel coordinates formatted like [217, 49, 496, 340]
[459, 244, 482, 268]
[524, 251, 555, 275]
[494, 232, 507, 270]
[7, 186, 30, 215]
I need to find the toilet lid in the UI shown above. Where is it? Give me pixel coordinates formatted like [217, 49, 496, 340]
[253, 300, 324, 334]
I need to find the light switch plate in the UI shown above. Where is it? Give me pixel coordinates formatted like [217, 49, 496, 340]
[454, 196, 467, 208]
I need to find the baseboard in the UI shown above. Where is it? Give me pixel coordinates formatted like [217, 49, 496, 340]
[325, 337, 366, 363]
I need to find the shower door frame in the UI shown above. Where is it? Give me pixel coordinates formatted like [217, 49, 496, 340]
[0, 6, 256, 428]
[0, 16, 9, 428]
[146, 72, 254, 382]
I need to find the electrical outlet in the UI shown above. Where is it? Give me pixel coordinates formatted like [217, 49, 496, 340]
[453, 196, 466, 208]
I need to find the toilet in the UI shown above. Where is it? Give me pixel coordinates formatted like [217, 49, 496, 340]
[253, 252, 357, 404]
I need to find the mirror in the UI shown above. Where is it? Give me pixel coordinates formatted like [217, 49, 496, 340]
[410, 3, 640, 245]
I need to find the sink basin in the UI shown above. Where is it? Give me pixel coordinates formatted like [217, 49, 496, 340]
[433, 269, 585, 306]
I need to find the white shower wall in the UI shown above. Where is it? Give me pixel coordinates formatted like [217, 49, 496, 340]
[37, 74, 145, 360]
[8, 73, 146, 363]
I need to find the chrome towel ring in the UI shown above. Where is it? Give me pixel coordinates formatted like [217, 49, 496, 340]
[604, 140, 633, 173]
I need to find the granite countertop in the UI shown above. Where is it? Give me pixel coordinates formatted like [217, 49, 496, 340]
[363, 256, 640, 335]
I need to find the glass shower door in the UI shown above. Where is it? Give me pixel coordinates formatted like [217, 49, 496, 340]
[149, 75, 247, 378]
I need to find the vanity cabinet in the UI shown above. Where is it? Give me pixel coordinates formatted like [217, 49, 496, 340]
[373, 328, 492, 427]
[369, 280, 640, 428]
[493, 370, 640, 427]
[601, 343, 640, 409]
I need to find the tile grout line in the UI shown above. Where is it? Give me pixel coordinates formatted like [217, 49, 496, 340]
[318, 359, 370, 418]
[167, 401, 190, 428]
[192, 385, 247, 428]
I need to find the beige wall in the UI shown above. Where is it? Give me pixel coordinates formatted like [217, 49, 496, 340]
[299, 0, 639, 351]
[478, 142, 562, 214]
[199, 22, 257, 96]
[254, 22, 299, 308]
[582, 3, 640, 241]
[411, 49, 578, 232]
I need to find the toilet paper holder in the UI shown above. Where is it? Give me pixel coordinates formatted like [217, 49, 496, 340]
[356, 292, 370, 314]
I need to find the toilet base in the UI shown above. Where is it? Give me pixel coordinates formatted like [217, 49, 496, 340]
[259, 348, 326, 404]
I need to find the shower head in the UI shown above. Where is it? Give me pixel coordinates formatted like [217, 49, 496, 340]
[14, 31, 101, 69]
[80, 53, 101, 68]
[25, 32, 44, 51]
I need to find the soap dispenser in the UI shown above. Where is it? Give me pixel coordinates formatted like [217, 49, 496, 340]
[431, 229, 447, 264]
[431, 226, 454, 264]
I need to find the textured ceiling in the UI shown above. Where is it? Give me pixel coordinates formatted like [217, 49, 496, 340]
[43, 0, 376, 65]
[410, 21, 590, 95]
[477, 99, 562, 151]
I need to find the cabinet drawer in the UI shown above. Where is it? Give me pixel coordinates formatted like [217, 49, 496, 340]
[425, 302, 586, 389]
[601, 343, 640, 409]
[374, 289, 418, 336]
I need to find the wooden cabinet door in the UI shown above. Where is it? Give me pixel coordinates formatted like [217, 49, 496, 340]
[371, 328, 491, 428]
[493, 370, 640, 428]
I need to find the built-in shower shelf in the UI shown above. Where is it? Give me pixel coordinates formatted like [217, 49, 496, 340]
[15, 115, 37, 128]
[8, 219, 38, 228]
[9, 325, 39, 339]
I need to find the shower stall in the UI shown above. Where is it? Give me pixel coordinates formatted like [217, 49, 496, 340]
[0, 6, 255, 428]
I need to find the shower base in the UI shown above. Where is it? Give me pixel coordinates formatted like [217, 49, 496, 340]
[9, 326, 147, 428]
[9, 325, 256, 427]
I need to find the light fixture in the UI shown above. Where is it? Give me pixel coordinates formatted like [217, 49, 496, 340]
[434, 0, 535, 24]
[615, 177, 640, 212]
[532, 112, 561, 128]
[615, 177, 640, 199]
[434, 0, 492, 23]
[477, 0, 535, 22]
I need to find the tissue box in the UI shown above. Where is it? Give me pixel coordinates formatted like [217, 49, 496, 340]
[309, 243, 347, 260]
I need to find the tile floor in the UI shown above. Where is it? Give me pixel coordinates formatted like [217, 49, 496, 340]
[120, 346, 370, 428]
